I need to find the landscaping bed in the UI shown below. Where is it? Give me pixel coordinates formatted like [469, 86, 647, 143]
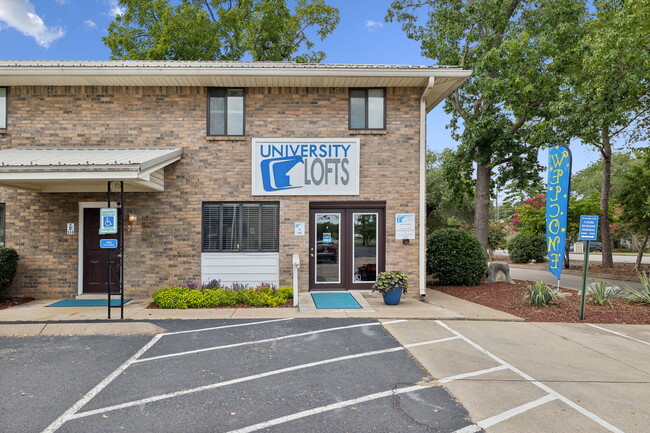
[0, 297, 34, 310]
[149, 284, 294, 309]
[433, 280, 650, 324]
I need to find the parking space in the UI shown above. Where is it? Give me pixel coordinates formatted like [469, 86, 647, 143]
[2, 318, 478, 433]
[384, 320, 650, 433]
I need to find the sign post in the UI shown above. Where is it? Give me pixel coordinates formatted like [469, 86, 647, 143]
[578, 215, 599, 320]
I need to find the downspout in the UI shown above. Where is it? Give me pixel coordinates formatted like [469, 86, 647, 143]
[419, 77, 435, 296]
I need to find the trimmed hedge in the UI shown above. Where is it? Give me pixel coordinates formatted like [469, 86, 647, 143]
[152, 285, 293, 309]
[427, 229, 487, 286]
[508, 233, 547, 264]
[0, 247, 19, 294]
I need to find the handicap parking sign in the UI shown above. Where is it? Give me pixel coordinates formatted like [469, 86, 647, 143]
[99, 208, 118, 234]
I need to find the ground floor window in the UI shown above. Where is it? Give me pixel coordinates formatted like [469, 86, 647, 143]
[202, 202, 279, 252]
[0, 203, 4, 246]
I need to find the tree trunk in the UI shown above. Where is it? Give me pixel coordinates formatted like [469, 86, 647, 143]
[474, 163, 491, 252]
[600, 128, 614, 268]
[631, 233, 640, 252]
[635, 229, 650, 272]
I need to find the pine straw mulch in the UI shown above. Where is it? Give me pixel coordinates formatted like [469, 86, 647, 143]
[433, 281, 650, 324]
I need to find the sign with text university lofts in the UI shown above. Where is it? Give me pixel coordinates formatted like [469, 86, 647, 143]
[252, 138, 360, 196]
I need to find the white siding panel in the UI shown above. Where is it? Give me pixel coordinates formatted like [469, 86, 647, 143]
[201, 252, 279, 287]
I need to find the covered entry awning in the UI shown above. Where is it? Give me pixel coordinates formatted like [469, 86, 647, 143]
[0, 148, 182, 192]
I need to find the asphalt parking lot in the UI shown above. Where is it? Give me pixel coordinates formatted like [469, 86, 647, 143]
[0, 318, 477, 433]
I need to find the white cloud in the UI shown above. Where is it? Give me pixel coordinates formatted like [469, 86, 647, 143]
[365, 20, 384, 32]
[84, 19, 97, 30]
[53, 0, 68, 4]
[108, 0, 125, 18]
[0, 0, 65, 47]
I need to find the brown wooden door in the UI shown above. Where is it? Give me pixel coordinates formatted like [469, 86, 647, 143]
[83, 208, 121, 293]
[309, 203, 385, 291]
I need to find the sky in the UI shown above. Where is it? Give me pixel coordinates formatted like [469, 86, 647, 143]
[0, 0, 608, 177]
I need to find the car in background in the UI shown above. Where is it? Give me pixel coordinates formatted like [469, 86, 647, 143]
[569, 241, 603, 252]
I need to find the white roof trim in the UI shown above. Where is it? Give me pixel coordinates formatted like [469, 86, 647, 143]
[0, 148, 182, 192]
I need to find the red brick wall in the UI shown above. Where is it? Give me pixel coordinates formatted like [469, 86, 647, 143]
[0, 85, 422, 298]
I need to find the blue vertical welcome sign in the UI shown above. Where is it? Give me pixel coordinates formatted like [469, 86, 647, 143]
[546, 145, 572, 279]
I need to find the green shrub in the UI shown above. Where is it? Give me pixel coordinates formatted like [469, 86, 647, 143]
[152, 287, 191, 309]
[523, 281, 562, 306]
[372, 271, 408, 294]
[584, 280, 620, 307]
[152, 284, 294, 308]
[427, 229, 487, 286]
[508, 233, 547, 264]
[277, 286, 294, 299]
[0, 247, 19, 294]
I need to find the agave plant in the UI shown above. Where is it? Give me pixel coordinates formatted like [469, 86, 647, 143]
[582, 280, 621, 307]
[626, 271, 650, 304]
[523, 281, 563, 306]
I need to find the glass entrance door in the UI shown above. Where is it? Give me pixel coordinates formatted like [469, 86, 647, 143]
[309, 205, 385, 291]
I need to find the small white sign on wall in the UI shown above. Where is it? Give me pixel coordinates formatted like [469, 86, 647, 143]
[295, 222, 305, 236]
[66, 223, 74, 235]
[395, 214, 416, 240]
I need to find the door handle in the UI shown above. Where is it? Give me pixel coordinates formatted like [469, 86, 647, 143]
[310, 253, 315, 257]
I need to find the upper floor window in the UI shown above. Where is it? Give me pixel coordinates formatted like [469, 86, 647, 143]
[202, 202, 279, 252]
[349, 88, 385, 130]
[208, 88, 244, 136]
[0, 88, 6, 129]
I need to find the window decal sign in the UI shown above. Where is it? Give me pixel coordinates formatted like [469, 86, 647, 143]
[545, 144, 572, 280]
[252, 138, 360, 195]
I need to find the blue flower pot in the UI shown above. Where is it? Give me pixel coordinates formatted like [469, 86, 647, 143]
[382, 287, 403, 305]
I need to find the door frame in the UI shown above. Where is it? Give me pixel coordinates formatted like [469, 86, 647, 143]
[77, 201, 120, 295]
[309, 201, 386, 291]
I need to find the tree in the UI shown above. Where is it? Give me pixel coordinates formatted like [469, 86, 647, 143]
[511, 194, 545, 235]
[388, 0, 587, 250]
[425, 150, 474, 234]
[551, 0, 650, 267]
[617, 152, 650, 270]
[104, 0, 339, 62]
[571, 152, 637, 199]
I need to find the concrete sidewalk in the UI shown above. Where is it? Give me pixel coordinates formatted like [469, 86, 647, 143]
[0, 291, 522, 336]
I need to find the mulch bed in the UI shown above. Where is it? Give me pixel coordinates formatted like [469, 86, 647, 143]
[493, 255, 649, 278]
[434, 281, 650, 324]
[147, 300, 294, 309]
[0, 297, 35, 310]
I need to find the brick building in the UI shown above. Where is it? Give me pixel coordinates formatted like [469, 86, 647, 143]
[0, 61, 469, 298]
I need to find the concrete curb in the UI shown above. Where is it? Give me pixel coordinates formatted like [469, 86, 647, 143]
[0, 321, 165, 337]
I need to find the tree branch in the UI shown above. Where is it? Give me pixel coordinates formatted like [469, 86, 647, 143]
[611, 107, 650, 137]
[204, 0, 217, 22]
[450, 90, 469, 122]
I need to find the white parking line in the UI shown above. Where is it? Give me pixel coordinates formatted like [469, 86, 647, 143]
[135, 321, 401, 363]
[225, 385, 429, 433]
[477, 394, 558, 428]
[438, 365, 508, 384]
[41, 334, 163, 433]
[162, 318, 294, 336]
[225, 364, 509, 433]
[587, 324, 650, 347]
[435, 321, 625, 433]
[72, 335, 461, 419]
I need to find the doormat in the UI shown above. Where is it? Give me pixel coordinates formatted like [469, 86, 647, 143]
[311, 293, 362, 309]
[47, 299, 131, 307]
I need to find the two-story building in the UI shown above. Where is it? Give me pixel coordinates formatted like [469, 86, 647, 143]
[0, 61, 470, 299]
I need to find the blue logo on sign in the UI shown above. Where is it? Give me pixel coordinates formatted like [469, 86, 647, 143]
[260, 156, 304, 192]
[103, 216, 115, 227]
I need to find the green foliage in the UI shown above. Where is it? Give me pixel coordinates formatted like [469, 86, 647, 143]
[523, 281, 561, 306]
[152, 284, 293, 308]
[427, 229, 487, 286]
[508, 233, 546, 264]
[625, 272, 650, 304]
[104, 0, 339, 62]
[617, 155, 650, 235]
[426, 150, 475, 234]
[372, 271, 409, 294]
[512, 194, 546, 235]
[487, 221, 508, 252]
[0, 247, 19, 294]
[584, 280, 620, 307]
[572, 153, 639, 199]
[388, 0, 587, 248]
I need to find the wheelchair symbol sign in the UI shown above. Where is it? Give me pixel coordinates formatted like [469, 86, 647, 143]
[99, 208, 118, 234]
